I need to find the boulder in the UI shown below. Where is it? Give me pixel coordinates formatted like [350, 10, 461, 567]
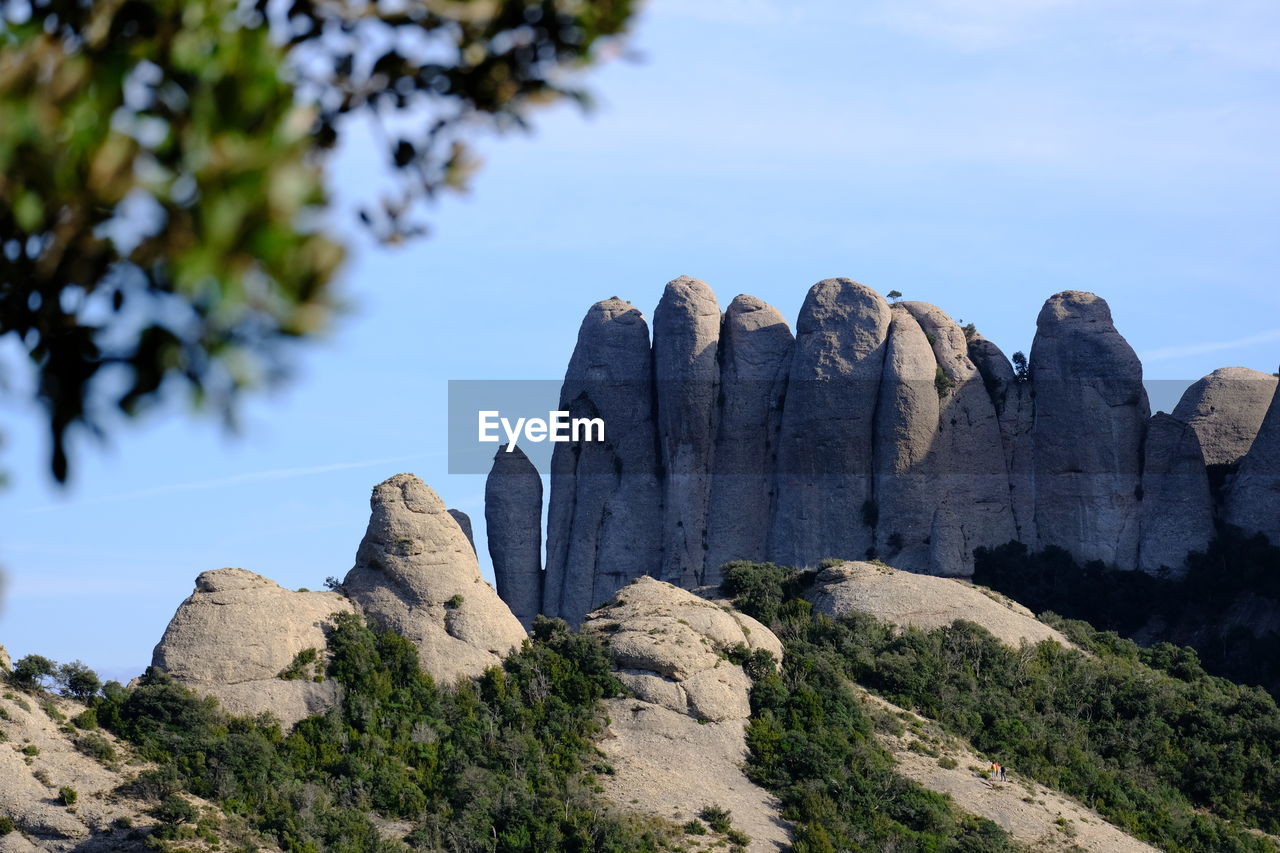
[1138, 414, 1214, 576]
[1173, 366, 1278, 468]
[485, 445, 544, 629]
[653, 276, 721, 588]
[705, 294, 794, 581]
[1225, 375, 1280, 545]
[151, 568, 355, 726]
[772, 279, 891, 566]
[543, 298, 663, 624]
[447, 509, 476, 554]
[1029, 291, 1149, 566]
[582, 578, 788, 851]
[343, 474, 526, 684]
[806, 561, 1067, 648]
[901, 303, 1016, 575]
[967, 335, 1036, 544]
[872, 306, 939, 572]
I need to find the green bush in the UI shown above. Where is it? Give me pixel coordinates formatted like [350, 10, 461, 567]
[72, 708, 98, 730]
[57, 661, 101, 701]
[58, 786, 77, 807]
[75, 732, 118, 764]
[0, 815, 15, 835]
[9, 655, 57, 690]
[152, 794, 197, 826]
[698, 805, 732, 834]
[277, 648, 319, 681]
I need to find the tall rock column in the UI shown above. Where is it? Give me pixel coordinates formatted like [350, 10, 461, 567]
[1225, 372, 1280, 545]
[771, 279, 891, 567]
[543, 298, 663, 624]
[653, 277, 721, 588]
[1030, 291, 1149, 566]
[705, 294, 794, 581]
[871, 305, 939, 572]
[900, 302, 1017, 576]
[485, 445, 544, 629]
[1138, 413, 1214, 576]
[967, 335, 1036, 546]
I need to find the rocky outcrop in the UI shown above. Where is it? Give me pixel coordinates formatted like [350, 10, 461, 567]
[901, 303, 1016, 575]
[543, 298, 663, 625]
[872, 306, 939, 571]
[151, 568, 355, 725]
[447, 509, 476, 554]
[1225, 377, 1280, 545]
[582, 578, 788, 851]
[1138, 414, 1214, 576]
[1030, 291, 1149, 566]
[485, 445, 544, 628]
[0, 643, 10, 673]
[1173, 367, 1278, 468]
[705, 295, 794, 580]
[343, 474, 526, 684]
[653, 276, 721, 588]
[772, 279, 891, 567]
[806, 561, 1068, 648]
[967, 335, 1036, 544]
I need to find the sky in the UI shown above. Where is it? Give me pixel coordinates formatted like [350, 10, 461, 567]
[2, 0, 1279, 680]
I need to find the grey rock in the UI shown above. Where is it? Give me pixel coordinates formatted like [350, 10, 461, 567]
[0, 643, 9, 672]
[872, 306, 939, 572]
[543, 298, 663, 625]
[151, 568, 356, 726]
[967, 335, 1036, 545]
[705, 294, 794, 582]
[1225, 374, 1280, 545]
[343, 474, 526, 683]
[447, 509, 476, 555]
[653, 276, 721, 588]
[1139, 413, 1214, 576]
[485, 445, 544, 629]
[771, 279, 891, 566]
[1173, 366, 1278, 468]
[900, 303, 1016, 576]
[1030, 291, 1149, 565]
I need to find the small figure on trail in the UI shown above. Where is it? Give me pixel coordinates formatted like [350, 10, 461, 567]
[999, 765, 1007, 782]
[991, 761, 999, 780]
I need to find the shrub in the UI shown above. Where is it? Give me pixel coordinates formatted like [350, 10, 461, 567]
[683, 819, 706, 835]
[278, 648, 319, 681]
[72, 708, 98, 730]
[0, 815, 14, 835]
[446, 594, 464, 608]
[58, 786, 77, 807]
[698, 805, 733, 834]
[75, 732, 118, 764]
[9, 655, 57, 690]
[153, 794, 197, 826]
[22, 744, 39, 756]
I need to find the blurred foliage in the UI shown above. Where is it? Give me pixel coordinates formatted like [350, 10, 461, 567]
[0, 0, 634, 481]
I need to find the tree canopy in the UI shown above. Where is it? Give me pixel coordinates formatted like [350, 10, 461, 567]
[0, 0, 635, 481]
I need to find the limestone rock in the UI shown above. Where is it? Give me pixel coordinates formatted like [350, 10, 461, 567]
[343, 474, 526, 683]
[447, 509, 476, 555]
[900, 302, 1016, 575]
[1030, 291, 1149, 566]
[967, 335, 1036, 545]
[485, 445, 544, 629]
[583, 578, 788, 851]
[1138, 414, 1214, 576]
[806, 561, 1067, 648]
[772, 279, 891, 566]
[151, 568, 355, 725]
[872, 305, 939, 572]
[653, 276, 721, 588]
[705, 294, 794, 581]
[543, 298, 663, 624]
[1173, 366, 1278, 468]
[1225, 375, 1280, 545]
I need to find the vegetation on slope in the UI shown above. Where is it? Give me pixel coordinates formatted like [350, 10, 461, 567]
[723, 561, 1280, 853]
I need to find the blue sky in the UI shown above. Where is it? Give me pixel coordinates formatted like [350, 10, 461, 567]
[2, 0, 1279, 680]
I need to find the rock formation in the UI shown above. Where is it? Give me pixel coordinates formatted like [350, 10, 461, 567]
[342, 474, 526, 684]
[806, 561, 1067, 648]
[1225, 375, 1280, 546]
[705, 295, 794, 580]
[485, 445, 544, 628]
[966, 335, 1036, 544]
[1138, 414, 1214, 576]
[447, 508, 476, 554]
[1030, 291, 1149, 566]
[581, 577, 789, 851]
[0, 643, 10, 673]
[150, 568, 356, 725]
[653, 276, 721, 588]
[543, 298, 663, 625]
[771, 279, 891, 567]
[1173, 366, 1278, 468]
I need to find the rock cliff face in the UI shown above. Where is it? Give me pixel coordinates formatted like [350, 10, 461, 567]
[1030, 291, 1149, 566]
[1138, 414, 1214, 576]
[485, 445, 544, 629]
[543, 298, 663, 625]
[1173, 367, 1278, 468]
[151, 568, 355, 725]
[447, 509, 476, 554]
[1225, 376, 1280, 546]
[581, 578, 789, 852]
[343, 474, 527, 685]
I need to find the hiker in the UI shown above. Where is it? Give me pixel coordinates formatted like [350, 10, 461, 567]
[1000, 765, 1007, 782]
[991, 761, 999, 780]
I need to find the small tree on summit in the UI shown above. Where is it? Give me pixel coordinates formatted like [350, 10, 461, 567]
[887, 290, 903, 303]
